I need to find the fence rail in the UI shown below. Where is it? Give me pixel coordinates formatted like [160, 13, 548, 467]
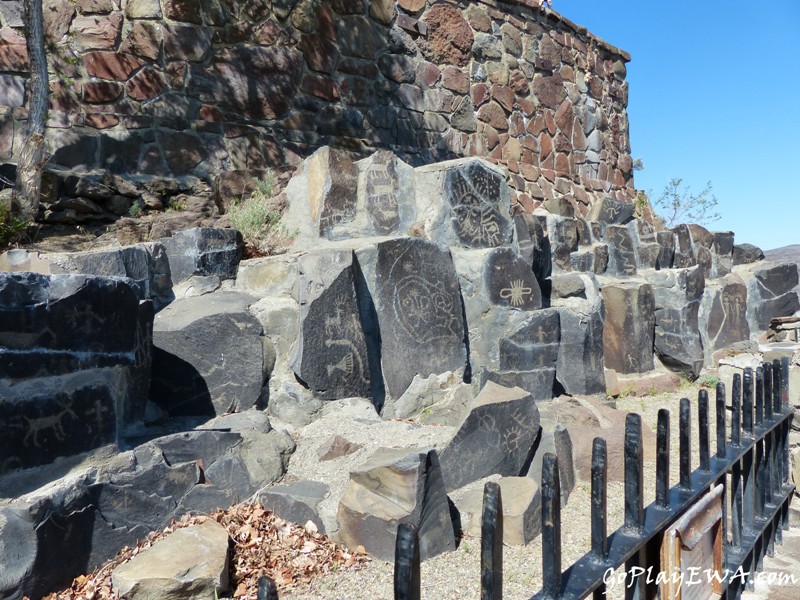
[394, 357, 796, 600]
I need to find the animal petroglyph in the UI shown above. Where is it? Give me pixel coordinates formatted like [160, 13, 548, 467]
[22, 401, 78, 448]
[500, 279, 534, 307]
[445, 164, 509, 248]
[366, 160, 400, 233]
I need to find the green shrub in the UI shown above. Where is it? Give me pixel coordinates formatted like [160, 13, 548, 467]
[0, 201, 31, 249]
[128, 202, 143, 218]
[697, 373, 721, 389]
[228, 172, 289, 254]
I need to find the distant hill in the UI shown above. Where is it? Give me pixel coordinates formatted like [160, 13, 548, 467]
[765, 244, 800, 264]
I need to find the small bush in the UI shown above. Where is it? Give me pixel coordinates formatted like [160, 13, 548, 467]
[228, 172, 290, 255]
[0, 201, 31, 249]
[128, 202, 143, 218]
[697, 373, 721, 389]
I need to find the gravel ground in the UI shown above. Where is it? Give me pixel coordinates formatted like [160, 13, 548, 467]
[276, 381, 770, 600]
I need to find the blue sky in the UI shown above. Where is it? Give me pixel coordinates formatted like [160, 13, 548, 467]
[557, 0, 799, 251]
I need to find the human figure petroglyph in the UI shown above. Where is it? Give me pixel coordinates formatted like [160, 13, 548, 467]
[366, 161, 400, 232]
[21, 401, 78, 448]
[446, 165, 508, 248]
[499, 279, 533, 307]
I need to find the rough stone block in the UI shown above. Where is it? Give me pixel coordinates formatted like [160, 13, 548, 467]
[460, 477, 541, 545]
[150, 292, 267, 416]
[439, 381, 540, 491]
[256, 480, 329, 533]
[601, 281, 655, 374]
[160, 227, 244, 285]
[337, 447, 455, 561]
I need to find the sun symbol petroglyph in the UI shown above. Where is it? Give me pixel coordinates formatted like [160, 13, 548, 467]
[500, 279, 533, 307]
[504, 425, 524, 453]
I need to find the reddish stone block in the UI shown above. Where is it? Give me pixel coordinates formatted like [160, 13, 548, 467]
[555, 99, 574, 138]
[441, 66, 468, 94]
[316, 3, 337, 40]
[85, 113, 119, 129]
[337, 57, 379, 78]
[471, 82, 490, 107]
[199, 105, 223, 121]
[555, 132, 570, 153]
[480, 123, 500, 150]
[539, 133, 553, 159]
[301, 74, 340, 101]
[521, 148, 533, 165]
[506, 159, 520, 174]
[162, 0, 202, 24]
[509, 69, 529, 95]
[545, 111, 557, 135]
[398, 0, 426, 12]
[417, 62, 442, 90]
[84, 52, 146, 81]
[43, 0, 76, 43]
[466, 6, 491, 33]
[126, 67, 167, 101]
[520, 163, 539, 181]
[555, 153, 569, 175]
[71, 13, 123, 51]
[477, 101, 508, 131]
[572, 117, 586, 149]
[526, 113, 545, 135]
[532, 74, 566, 109]
[83, 80, 123, 103]
[253, 20, 284, 46]
[419, 4, 473, 67]
[120, 20, 162, 61]
[509, 112, 525, 136]
[492, 85, 514, 113]
[166, 61, 188, 88]
[300, 34, 340, 74]
[0, 29, 28, 72]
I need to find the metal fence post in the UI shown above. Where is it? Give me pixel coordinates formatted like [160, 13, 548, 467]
[257, 577, 279, 600]
[624, 413, 645, 600]
[732, 373, 741, 447]
[699, 389, 710, 471]
[591, 437, 608, 600]
[656, 409, 670, 508]
[481, 482, 503, 600]
[679, 398, 692, 489]
[542, 453, 562, 600]
[394, 523, 420, 600]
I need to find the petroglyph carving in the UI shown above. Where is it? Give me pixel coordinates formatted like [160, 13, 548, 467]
[366, 160, 400, 233]
[445, 163, 510, 248]
[325, 339, 369, 385]
[499, 279, 533, 307]
[393, 275, 460, 344]
[21, 401, 78, 448]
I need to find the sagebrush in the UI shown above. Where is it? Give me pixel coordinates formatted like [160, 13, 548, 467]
[228, 171, 290, 254]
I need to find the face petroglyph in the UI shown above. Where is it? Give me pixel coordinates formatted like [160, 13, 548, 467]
[393, 274, 459, 344]
[444, 162, 511, 248]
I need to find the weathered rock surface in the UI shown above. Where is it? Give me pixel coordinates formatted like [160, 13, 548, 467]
[256, 480, 329, 534]
[111, 519, 230, 599]
[0, 273, 151, 474]
[459, 477, 541, 545]
[337, 447, 454, 561]
[601, 281, 655, 374]
[372, 237, 467, 404]
[150, 292, 267, 416]
[160, 227, 244, 286]
[292, 250, 371, 400]
[439, 382, 540, 491]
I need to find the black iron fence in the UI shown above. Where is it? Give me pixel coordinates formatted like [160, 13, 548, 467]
[394, 357, 796, 600]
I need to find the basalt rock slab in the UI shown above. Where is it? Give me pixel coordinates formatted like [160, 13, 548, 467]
[0, 273, 151, 474]
[337, 447, 454, 561]
[484, 247, 542, 310]
[588, 196, 635, 225]
[527, 412, 575, 505]
[711, 231, 734, 278]
[672, 224, 696, 269]
[256, 480, 329, 533]
[359, 150, 416, 236]
[555, 307, 606, 395]
[601, 281, 655, 374]
[748, 262, 800, 330]
[702, 275, 750, 352]
[415, 158, 512, 249]
[647, 267, 706, 378]
[160, 227, 244, 286]
[733, 243, 765, 265]
[374, 238, 467, 401]
[150, 292, 267, 416]
[605, 224, 637, 276]
[460, 476, 541, 545]
[656, 231, 675, 269]
[499, 309, 561, 372]
[111, 520, 230, 600]
[513, 214, 552, 283]
[307, 146, 359, 239]
[439, 382, 540, 491]
[292, 250, 371, 400]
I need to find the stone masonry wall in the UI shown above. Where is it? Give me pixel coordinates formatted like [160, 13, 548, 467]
[0, 0, 634, 221]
